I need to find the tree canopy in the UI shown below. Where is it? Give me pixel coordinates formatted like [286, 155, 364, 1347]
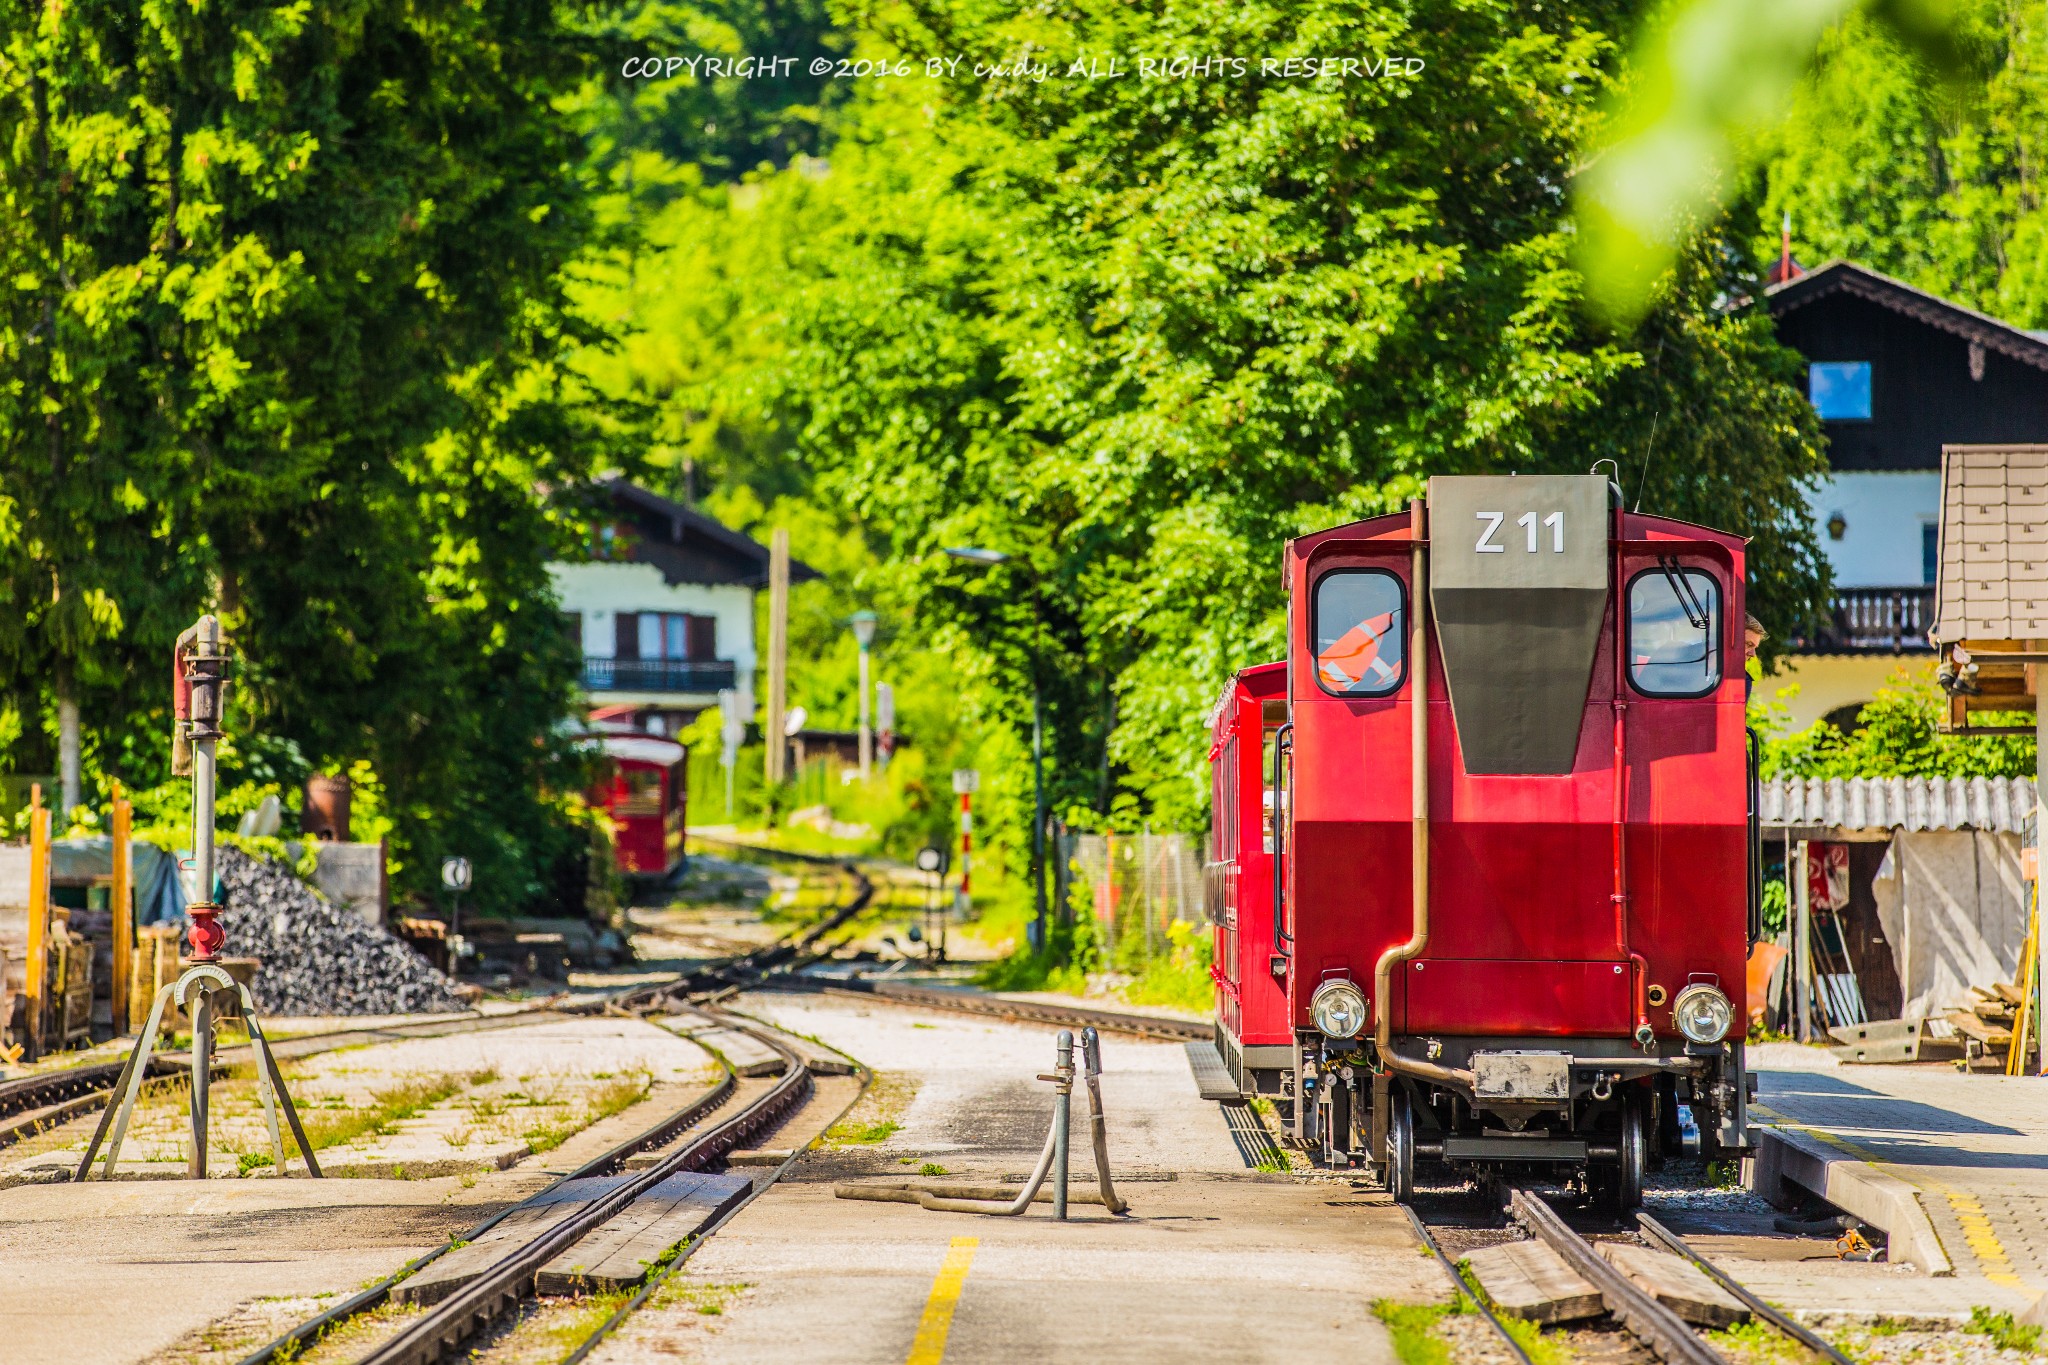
[605, 0, 1833, 833]
[0, 0, 618, 908]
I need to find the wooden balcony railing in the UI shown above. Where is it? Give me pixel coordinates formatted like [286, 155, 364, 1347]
[1787, 586, 1935, 654]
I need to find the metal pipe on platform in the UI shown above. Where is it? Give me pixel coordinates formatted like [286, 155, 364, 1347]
[1080, 1027, 1129, 1214]
[1052, 1030, 1072, 1220]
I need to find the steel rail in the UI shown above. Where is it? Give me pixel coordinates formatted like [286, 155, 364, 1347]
[1509, 1188, 1727, 1365]
[232, 1057, 745, 1365]
[13, 847, 862, 1157]
[557, 1019, 875, 1365]
[786, 976, 1211, 1042]
[1636, 1211, 1853, 1365]
[1400, 1203, 1537, 1365]
[356, 1013, 812, 1365]
[231, 860, 875, 1365]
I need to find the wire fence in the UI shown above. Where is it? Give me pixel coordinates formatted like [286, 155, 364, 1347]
[1056, 830, 1204, 960]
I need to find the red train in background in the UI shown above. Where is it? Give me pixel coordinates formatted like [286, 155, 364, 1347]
[1208, 474, 1758, 1207]
[592, 732, 687, 880]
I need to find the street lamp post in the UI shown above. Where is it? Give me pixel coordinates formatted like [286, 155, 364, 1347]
[944, 546, 1049, 954]
[850, 610, 878, 780]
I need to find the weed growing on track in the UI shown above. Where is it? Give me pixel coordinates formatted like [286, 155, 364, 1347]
[1705, 1319, 1815, 1363]
[1968, 1307, 2043, 1353]
[524, 1070, 653, 1154]
[649, 1279, 751, 1318]
[822, 1071, 917, 1149]
[263, 1073, 470, 1165]
[1374, 1301, 1457, 1365]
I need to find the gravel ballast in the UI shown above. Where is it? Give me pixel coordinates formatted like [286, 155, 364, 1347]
[217, 847, 468, 1016]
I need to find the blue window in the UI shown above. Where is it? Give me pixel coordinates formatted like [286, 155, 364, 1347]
[1923, 523, 1939, 584]
[1809, 362, 1872, 420]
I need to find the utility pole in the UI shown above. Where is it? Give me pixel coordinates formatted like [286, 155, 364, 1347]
[765, 529, 789, 787]
[1032, 680, 1048, 952]
[1794, 840, 1811, 1044]
[57, 690, 79, 815]
[851, 611, 877, 780]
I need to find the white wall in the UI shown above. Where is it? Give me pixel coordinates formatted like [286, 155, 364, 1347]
[548, 563, 756, 693]
[1804, 470, 1941, 587]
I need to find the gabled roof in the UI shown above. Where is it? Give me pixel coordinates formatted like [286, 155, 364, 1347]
[1766, 260, 2048, 373]
[597, 476, 821, 589]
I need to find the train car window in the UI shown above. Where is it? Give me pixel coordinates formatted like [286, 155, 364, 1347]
[1627, 567, 1722, 697]
[1311, 570, 1406, 696]
[617, 768, 665, 816]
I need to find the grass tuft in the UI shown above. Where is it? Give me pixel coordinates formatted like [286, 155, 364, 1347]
[1968, 1306, 2043, 1353]
[1374, 1301, 1454, 1365]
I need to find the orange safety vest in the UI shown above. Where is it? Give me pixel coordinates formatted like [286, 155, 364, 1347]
[1317, 612, 1397, 692]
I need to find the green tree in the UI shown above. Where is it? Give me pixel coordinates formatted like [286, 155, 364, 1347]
[687, 0, 1834, 832]
[1755, 0, 2048, 323]
[1753, 670, 2034, 778]
[0, 0, 617, 912]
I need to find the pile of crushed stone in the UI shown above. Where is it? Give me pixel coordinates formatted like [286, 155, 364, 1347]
[217, 847, 468, 1016]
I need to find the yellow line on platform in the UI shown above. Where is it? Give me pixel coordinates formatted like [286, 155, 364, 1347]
[1753, 1104, 2032, 1289]
[906, 1236, 979, 1365]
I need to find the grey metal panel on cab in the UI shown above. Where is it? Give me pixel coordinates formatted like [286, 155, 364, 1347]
[1427, 475, 1611, 775]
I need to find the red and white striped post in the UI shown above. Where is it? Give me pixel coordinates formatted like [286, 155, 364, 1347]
[952, 768, 979, 916]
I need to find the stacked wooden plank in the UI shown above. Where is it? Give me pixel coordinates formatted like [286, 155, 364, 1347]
[1947, 983, 2031, 1070]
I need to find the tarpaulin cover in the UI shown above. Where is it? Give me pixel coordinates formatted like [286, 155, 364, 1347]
[1872, 830, 2027, 1022]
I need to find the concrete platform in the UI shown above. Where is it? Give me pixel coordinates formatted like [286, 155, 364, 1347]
[584, 994, 1441, 1365]
[0, 1177, 492, 1363]
[1747, 1042, 2048, 1314]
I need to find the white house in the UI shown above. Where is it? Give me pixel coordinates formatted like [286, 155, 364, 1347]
[548, 477, 818, 733]
[1762, 260, 2048, 727]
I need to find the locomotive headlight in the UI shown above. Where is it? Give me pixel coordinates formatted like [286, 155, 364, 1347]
[1672, 983, 1734, 1044]
[1310, 980, 1369, 1039]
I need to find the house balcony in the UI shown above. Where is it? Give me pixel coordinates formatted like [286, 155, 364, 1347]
[1787, 586, 1935, 654]
[582, 658, 738, 694]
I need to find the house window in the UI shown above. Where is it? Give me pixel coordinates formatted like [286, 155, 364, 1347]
[620, 612, 718, 661]
[1923, 523, 1939, 585]
[1808, 362, 1872, 420]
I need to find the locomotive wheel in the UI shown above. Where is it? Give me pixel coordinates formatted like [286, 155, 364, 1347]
[1384, 1088, 1415, 1201]
[1617, 1092, 1647, 1211]
[1329, 1077, 1353, 1166]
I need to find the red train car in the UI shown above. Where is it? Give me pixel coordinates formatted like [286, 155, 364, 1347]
[1209, 474, 1757, 1207]
[595, 734, 687, 880]
[1206, 663, 1292, 1085]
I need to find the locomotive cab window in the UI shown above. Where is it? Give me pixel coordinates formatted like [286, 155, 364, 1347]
[1312, 570, 1405, 696]
[1628, 566, 1722, 697]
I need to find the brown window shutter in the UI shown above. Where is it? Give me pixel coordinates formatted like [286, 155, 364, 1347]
[615, 612, 639, 660]
[687, 614, 717, 661]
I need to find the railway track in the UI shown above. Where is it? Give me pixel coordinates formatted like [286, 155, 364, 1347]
[1405, 1187, 1851, 1365]
[238, 1004, 861, 1365]
[790, 974, 1212, 1042]
[0, 845, 869, 1164]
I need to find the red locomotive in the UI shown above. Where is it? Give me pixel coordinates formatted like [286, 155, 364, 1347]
[1208, 474, 1756, 1206]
